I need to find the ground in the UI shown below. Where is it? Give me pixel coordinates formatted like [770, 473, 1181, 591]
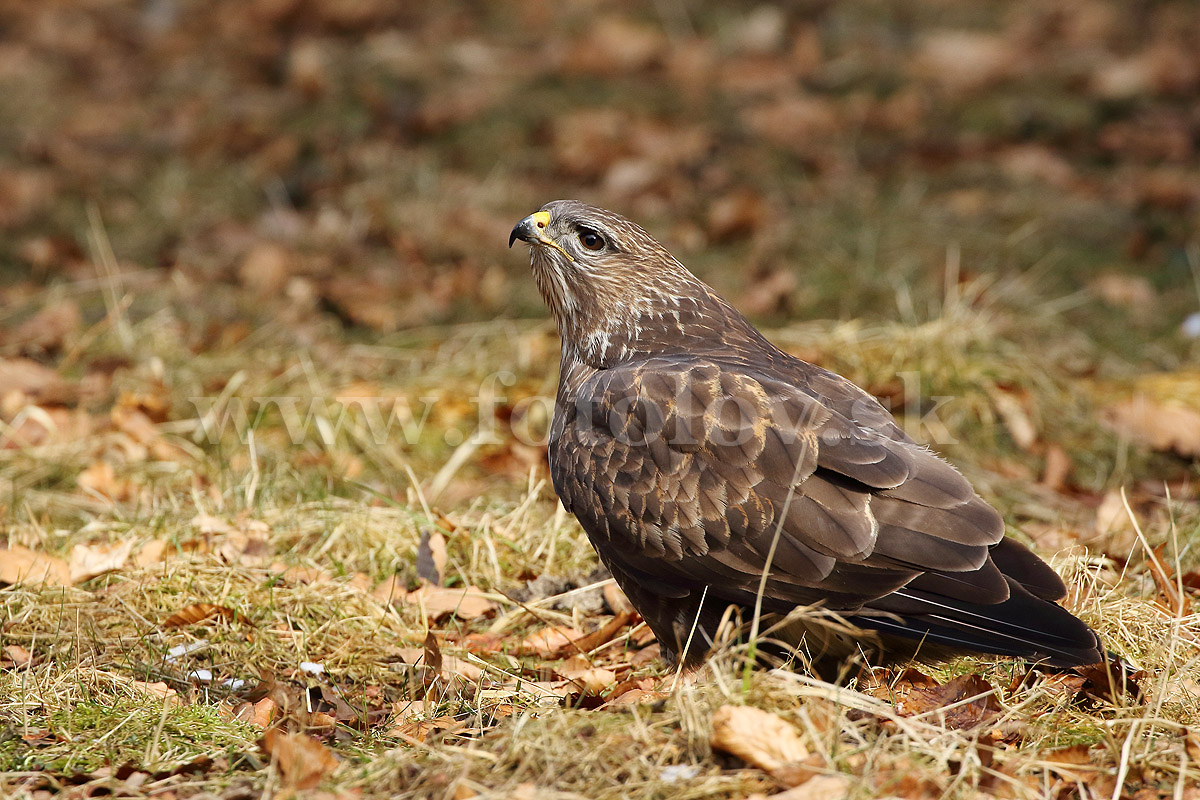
[1, 1, 1199, 798]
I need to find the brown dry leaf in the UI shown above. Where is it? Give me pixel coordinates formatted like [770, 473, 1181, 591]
[320, 279, 437, 332]
[416, 529, 447, 586]
[860, 669, 1002, 730]
[914, 31, 1020, 92]
[563, 17, 665, 76]
[163, 603, 238, 628]
[1185, 729, 1200, 763]
[706, 189, 769, 242]
[606, 687, 671, 706]
[238, 241, 294, 297]
[1040, 444, 1073, 491]
[710, 705, 810, 784]
[989, 387, 1038, 451]
[518, 612, 632, 659]
[519, 625, 586, 659]
[372, 574, 407, 603]
[739, 268, 798, 317]
[747, 774, 853, 800]
[1089, 274, 1156, 313]
[742, 95, 840, 151]
[191, 513, 232, 534]
[1100, 372, 1200, 457]
[134, 539, 170, 567]
[132, 680, 182, 709]
[247, 697, 279, 729]
[389, 715, 465, 743]
[7, 299, 81, 355]
[603, 581, 634, 616]
[1148, 543, 1188, 616]
[0, 404, 92, 448]
[77, 460, 132, 501]
[112, 406, 189, 462]
[998, 144, 1076, 188]
[1036, 658, 1144, 706]
[68, 539, 134, 583]
[403, 584, 497, 621]
[630, 625, 657, 647]
[275, 564, 332, 584]
[116, 388, 172, 423]
[0, 545, 71, 587]
[557, 658, 618, 695]
[1092, 490, 1137, 556]
[1041, 744, 1092, 771]
[3, 644, 32, 667]
[213, 529, 272, 567]
[261, 729, 339, 789]
[0, 168, 56, 228]
[0, 357, 75, 406]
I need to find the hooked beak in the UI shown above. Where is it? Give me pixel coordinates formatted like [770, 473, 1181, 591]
[508, 210, 574, 261]
[508, 210, 553, 248]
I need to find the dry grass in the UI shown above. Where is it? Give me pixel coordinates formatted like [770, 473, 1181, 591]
[3, 266, 1199, 799]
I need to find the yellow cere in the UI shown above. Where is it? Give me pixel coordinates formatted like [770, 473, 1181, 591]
[533, 210, 574, 262]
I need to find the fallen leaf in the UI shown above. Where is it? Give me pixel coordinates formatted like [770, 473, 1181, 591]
[131, 680, 182, 709]
[1185, 729, 1200, 763]
[68, 539, 134, 583]
[7, 299, 81, 355]
[519, 625, 586, 659]
[0, 545, 71, 587]
[706, 188, 769, 242]
[244, 697, 279, 729]
[1101, 372, 1200, 457]
[112, 406, 189, 462]
[389, 715, 465, 742]
[0, 357, 75, 405]
[416, 529, 447, 586]
[2, 644, 32, 667]
[518, 613, 633, 659]
[1041, 743, 1092, 771]
[372, 574, 407, 603]
[191, 513, 232, 534]
[163, 603, 238, 628]
[748, 773, 853, 800]
[603, 582, 634, 616]
[1089, 274, 1156, 313]
[238, 241, 294, 297]
[1040, 444, 1073, 491]
[606, 687, 671, 706]
[1147, 543, 1188, 616]
[914, 30, 1019, 92]
[77, 461, 132, 502]
[261, 729, 339, 789]
[989, 387, 1038, 451]
[710, 705, 809, 784]
[860, 669, 1002, 730]
[275, 564, 331, 584]
[402, 584, 497, 621]
[134, 539, 170, 566]
[558, 662, 618, 695]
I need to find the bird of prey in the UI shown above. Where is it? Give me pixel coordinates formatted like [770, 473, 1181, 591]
[509, 199, 1103, 670]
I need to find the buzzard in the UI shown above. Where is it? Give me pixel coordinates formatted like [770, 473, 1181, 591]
[510, 199, 1102, 670]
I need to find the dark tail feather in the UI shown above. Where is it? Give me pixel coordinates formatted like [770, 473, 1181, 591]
[851, 578, 1103, 667]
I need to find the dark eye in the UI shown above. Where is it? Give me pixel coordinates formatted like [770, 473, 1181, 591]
[578, 228, 606, 251]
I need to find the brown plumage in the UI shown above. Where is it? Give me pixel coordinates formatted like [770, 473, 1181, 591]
[510, 199, 1103, 670]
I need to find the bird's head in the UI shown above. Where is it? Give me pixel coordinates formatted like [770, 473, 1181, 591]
[510, 200, 728, 367]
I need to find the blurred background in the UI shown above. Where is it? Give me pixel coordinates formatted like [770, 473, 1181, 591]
[1, 0, 1198, 508]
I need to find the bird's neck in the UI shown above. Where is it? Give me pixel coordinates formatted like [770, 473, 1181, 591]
[557, 280, 770, 371]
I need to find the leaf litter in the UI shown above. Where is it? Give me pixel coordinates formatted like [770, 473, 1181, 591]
[2, 0, 1200, 798]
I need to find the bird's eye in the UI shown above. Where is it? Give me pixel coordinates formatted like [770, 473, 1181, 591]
[578, 229, 606, 251]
